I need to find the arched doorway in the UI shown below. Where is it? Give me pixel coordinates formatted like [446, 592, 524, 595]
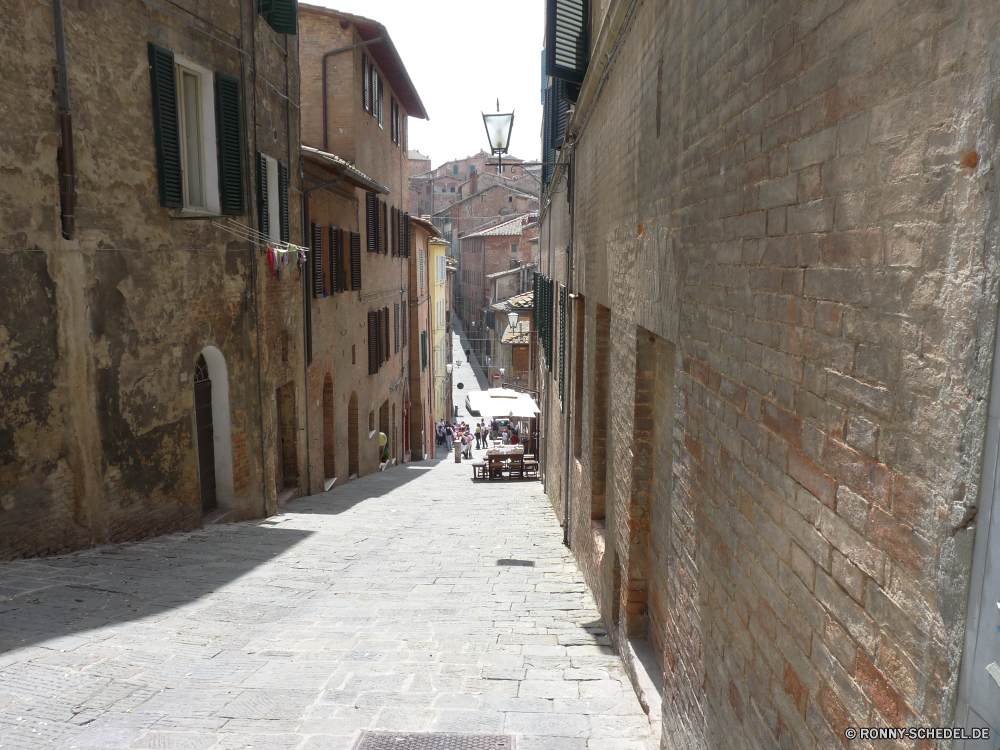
[323, 375, 335, 484]
[348, 392, 359, 477]
[193, 346, 234, 514]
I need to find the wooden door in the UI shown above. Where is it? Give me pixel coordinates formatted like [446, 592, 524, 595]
[194, 355, 216, 512]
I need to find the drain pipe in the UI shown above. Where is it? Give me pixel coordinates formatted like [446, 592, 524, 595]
[53, 0, 75, 239]
[562, 147, 576, 548]
[322, 35, 383, 151]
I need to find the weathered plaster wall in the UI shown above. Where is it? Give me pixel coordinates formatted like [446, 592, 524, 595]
[1, 0, 302, 557]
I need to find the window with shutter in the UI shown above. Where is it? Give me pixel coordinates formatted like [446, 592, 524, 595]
[542, 86, 555, 184]
[552, 80, 570, 150]
[370, 65, 378, 120]
[421, 331, 427, 370]
[366, 193, 377, 252]
[263, 0, 297, 35]
[403, 213, 410, 257]
[377, 308, 385, 364]
[368, 312, 379, 375]
[383, 306, 390, 362]
[362, 54, 370, 112]
[328, 226, 341, 294]
[390, 97, 396, 143]
[545, 0, 588, 85]
[256, 152, 269, 236]
[377, 75, 384, 129]
[390, 207, 396, 257]
[214, 72, 244, 215]
[350, 231, 362, 290]
[148, 43, 182, 208]
[311, 222, 323, 297]
[402, 301, 407, 347]
[382, 201, 388, 253]
[394, 302, 400, 353]
[278, 161, 289, 243]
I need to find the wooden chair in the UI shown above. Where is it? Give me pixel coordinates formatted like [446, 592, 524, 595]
[523, 460, 539, 478]
[471, 461, 487, 479]
[507, 456, 524, 479]
[488, 456, 506, 479]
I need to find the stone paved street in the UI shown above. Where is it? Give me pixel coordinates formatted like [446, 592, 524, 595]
[0, 440, 654, 749]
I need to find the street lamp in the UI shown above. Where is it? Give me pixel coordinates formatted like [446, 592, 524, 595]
[506, 311, 519, 329]
[482, 101, 514, 175]
[445, 363, 453, 375]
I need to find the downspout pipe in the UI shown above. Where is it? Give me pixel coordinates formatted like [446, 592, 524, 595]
[53, 0, 75, 239]
[562, 149, 575, 548]
[322, 36, 383, 151]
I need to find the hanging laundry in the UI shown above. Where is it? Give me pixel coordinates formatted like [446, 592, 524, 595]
[267, 246, 277, 278]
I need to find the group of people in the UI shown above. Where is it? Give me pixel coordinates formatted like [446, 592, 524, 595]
[435, 418, 522, 459]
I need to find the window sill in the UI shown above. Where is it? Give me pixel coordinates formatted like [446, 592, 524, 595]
[170, 209, 225, 220]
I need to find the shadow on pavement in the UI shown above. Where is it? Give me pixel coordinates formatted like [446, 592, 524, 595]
[0, 456, 446, 658]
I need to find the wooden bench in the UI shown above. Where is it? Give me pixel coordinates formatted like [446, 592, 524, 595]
[471, 461, 487, 479]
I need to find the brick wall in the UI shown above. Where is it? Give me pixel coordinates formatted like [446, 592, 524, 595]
[538, 1, 1000, 747]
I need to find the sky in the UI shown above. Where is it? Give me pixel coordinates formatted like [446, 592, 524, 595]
[310, 0, 544, 169]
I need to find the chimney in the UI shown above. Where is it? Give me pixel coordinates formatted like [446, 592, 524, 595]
[469, 170, 478, 196]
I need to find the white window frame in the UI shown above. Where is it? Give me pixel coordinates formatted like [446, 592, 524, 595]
[173, 55, 220, 214]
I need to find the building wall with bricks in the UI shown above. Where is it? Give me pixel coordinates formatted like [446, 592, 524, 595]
[0, 0, 301, 558]
[408, 219, 437, 460]
[438, 185, 539, 247]
[300, 5, 418, 486]
[537, 1, 1000, 747]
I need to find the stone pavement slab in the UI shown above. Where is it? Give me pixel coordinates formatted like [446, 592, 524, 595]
[0, 447, 655, 749]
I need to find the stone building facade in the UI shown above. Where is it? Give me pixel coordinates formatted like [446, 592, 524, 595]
[408, 216, 439, 460]
[436, 184, 539, 248]
[535, 0, 1000, 747]
[459, 214, 538, 338]
[1, 0, 302, 558]
[429, 237, 453, 423]
[298, 4, 427, 484]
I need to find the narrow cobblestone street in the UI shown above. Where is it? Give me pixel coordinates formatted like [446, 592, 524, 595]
[0, 342, 654, 750]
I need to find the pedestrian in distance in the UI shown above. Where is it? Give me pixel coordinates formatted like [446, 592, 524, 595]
[445, 424, 454, 451]
[474, 422, 482, 449]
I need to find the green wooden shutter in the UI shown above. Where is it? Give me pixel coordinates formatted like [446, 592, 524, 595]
[311, 222, 323, 297]
[368, 312, 379, 375]
[278, 161, 289, 243]
[394, 302, 400, 353]
[366, 193, 377, 252]
[328, 226, 341, 294]
[384, 306, 391, 361]
[542, 86, 555, 184]
[545, 0, 589, 85]
[266, 0, 297, 35]
[350, 231, 362, 290]
[148, 42, 182, 208]
[214, 72, 244, 215]
[362, 54, 370, 112]
[421, 331, 428, 370]
[256, 152, 269, 237]
[402, 301, 407, 347]
[382, 201, 388, 253]
[552, 80, 570, 149]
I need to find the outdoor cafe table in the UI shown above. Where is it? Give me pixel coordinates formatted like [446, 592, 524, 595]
[484, 445, 524, 478]
[485, 446, 524, 458]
